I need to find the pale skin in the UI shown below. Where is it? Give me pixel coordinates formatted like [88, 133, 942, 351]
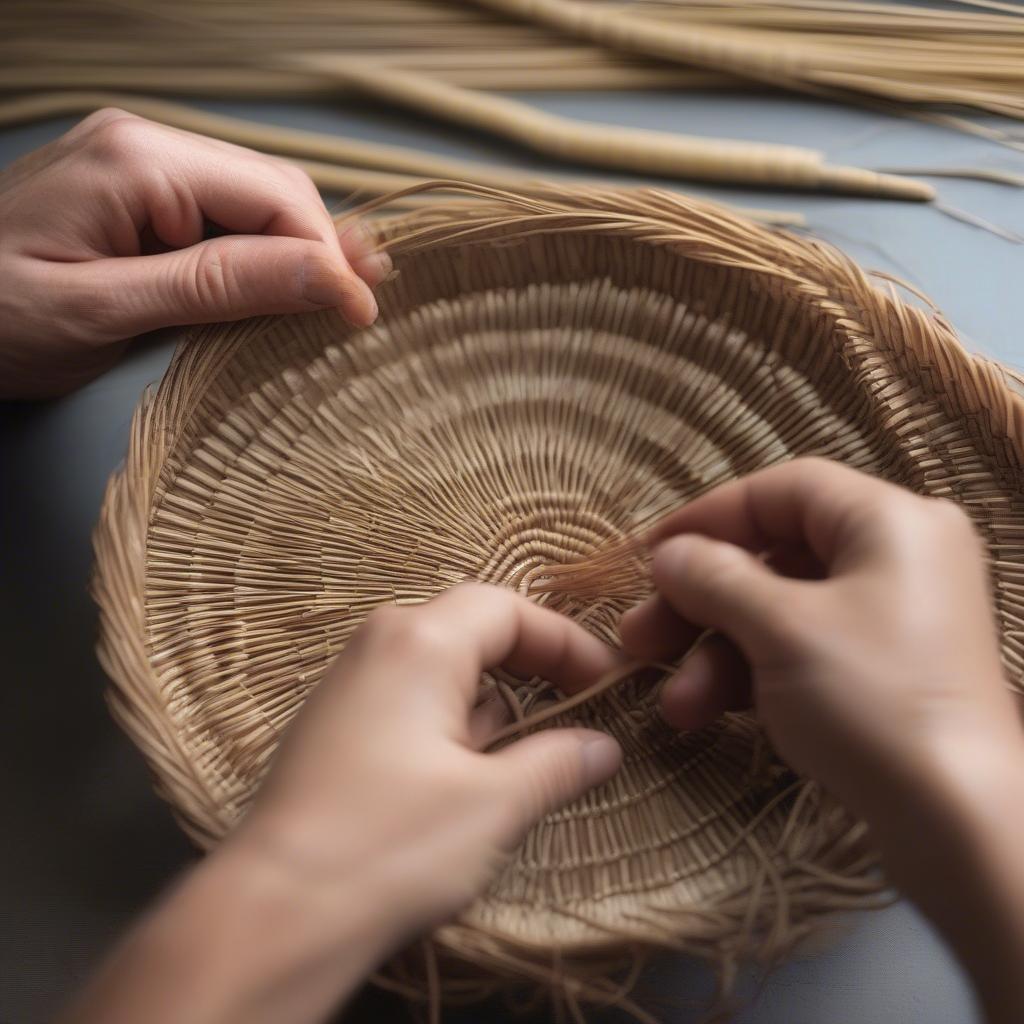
[3, 112, 1022, 1023]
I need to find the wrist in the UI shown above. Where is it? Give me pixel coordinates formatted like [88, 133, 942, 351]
[871, 717, 1024, 1024]
[103, 833, 401, 1024]
[205, 825, 405, 971]
[869, 720, 1021, 873]
[234, 796, 490, 940]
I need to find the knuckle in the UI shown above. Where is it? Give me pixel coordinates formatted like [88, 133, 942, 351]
[447, 581, 495, 603]
[791, 455, 832, 477]
[73, 106, 134, 137]
[925, 496, 975, 538]
[46, 277, 114, 344]
[360, 603, 407, 638]
[854, 485, 920, 537]
[279, 159, 314, 188]
[396, 615, 459, 661]
[84, 111, 155, 165]
[361, 605, 458, 662]
[188, 243, 236, 308]
[786, 455, 845, 492]
[700, 542, 750, 593]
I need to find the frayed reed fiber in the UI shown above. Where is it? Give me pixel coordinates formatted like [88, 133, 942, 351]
[92, 182, 1024, 1019]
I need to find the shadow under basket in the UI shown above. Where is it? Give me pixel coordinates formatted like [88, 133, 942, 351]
[92, 183, 1024, 1020]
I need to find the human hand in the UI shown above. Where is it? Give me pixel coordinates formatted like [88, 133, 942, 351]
[621, 458, 1024, 1023]
[235, 583, 623, 943]
[620, 457, 1021, 830]
[0, 108, 389, 398]
[59, 584, 622, 1024]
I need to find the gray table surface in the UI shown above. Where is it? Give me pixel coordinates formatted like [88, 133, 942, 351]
[2, 89, 1022, 1024]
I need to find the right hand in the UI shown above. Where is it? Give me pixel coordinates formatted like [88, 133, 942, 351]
[620, 457, 1023, 830]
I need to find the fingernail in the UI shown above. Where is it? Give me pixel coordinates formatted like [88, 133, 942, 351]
[580, 733, 622, 786]
[619, 603, 641, 632]
[362, 285, 379, 324]
[339, 218, 375, 255]
[301, 258, 347, 308]
[651, 535, 694, 584]
[661, 659, 705, 704]
[373, 249, 393, 279]
[658, 649, 712, 727]
[356, 248, 393, 288]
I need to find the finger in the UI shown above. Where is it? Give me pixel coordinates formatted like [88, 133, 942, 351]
[619, 592, 704, 661]
[647, 458, 906, 569]
[338, 219, 393, 288]
[490, 727, 622, 838]
[412, 584, 626, 707]
[77, 112, 378, 324]
[651, 534, 804, 657]
[52, 233, 376, 338]
[115, 118, 340, 249]
[467, 696, 512, 750]
[659, 635, 752, 731]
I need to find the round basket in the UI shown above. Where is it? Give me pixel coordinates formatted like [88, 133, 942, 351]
[93, 184, 1024, 1012]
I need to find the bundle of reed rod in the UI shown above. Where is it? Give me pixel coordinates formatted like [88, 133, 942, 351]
[1, 0, 1022, 218]
[0, 90, 804, 224]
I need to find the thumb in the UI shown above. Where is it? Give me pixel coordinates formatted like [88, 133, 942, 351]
[58, 234, 378, 339]
[492, 728, 621, 839]
[651, 534, 797, 657]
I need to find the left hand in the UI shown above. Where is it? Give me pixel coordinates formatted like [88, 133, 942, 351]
[241, 582, 624, 937]
[0, 108, 390, 397]
[60, 584, 623, 1024]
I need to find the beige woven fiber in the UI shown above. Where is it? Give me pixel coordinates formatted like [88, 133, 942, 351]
[93, 183, 1024, 1011]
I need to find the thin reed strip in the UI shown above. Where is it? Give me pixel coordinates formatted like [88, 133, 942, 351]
[486, 660, 651, 748]
[0, 91, 804, 225]
[2, 0, 1021, 219]
[474, 0, 1024, 133]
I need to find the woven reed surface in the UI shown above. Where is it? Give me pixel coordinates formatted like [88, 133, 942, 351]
[93, 185, 1024, 999]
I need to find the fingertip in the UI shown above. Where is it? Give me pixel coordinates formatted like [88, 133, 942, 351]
[339, 275, 379, 327]
[650, 534, 698, 590]
[658, 638, 751, 731]
[578, 730, 623, 788]
[619, 594, 658, 652]
[350, 250, 393, 289]
[619, 593, 699, 662]
[337, 217, 376, 259]
[468, 696, 513, 750]
[659, 670, 718, 731]
[299, 244, 379, 325]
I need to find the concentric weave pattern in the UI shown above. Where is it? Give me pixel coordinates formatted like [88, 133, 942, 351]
[93, 185, 1024, 1004]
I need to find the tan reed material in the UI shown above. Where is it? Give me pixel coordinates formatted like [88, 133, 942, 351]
[299, 56, 933, 200]
[474, 0, 1024, 132]
[4, 0, 1023, 115]
[92, 182, 1024, 1017]
[0, 91, 803, 227]
[2, 1, 1022, 201]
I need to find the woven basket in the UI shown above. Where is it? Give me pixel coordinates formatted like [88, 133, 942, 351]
[93, 184, 1024, 1014]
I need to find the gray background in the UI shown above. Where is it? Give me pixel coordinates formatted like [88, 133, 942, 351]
[2, 87, 1022, 1023]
